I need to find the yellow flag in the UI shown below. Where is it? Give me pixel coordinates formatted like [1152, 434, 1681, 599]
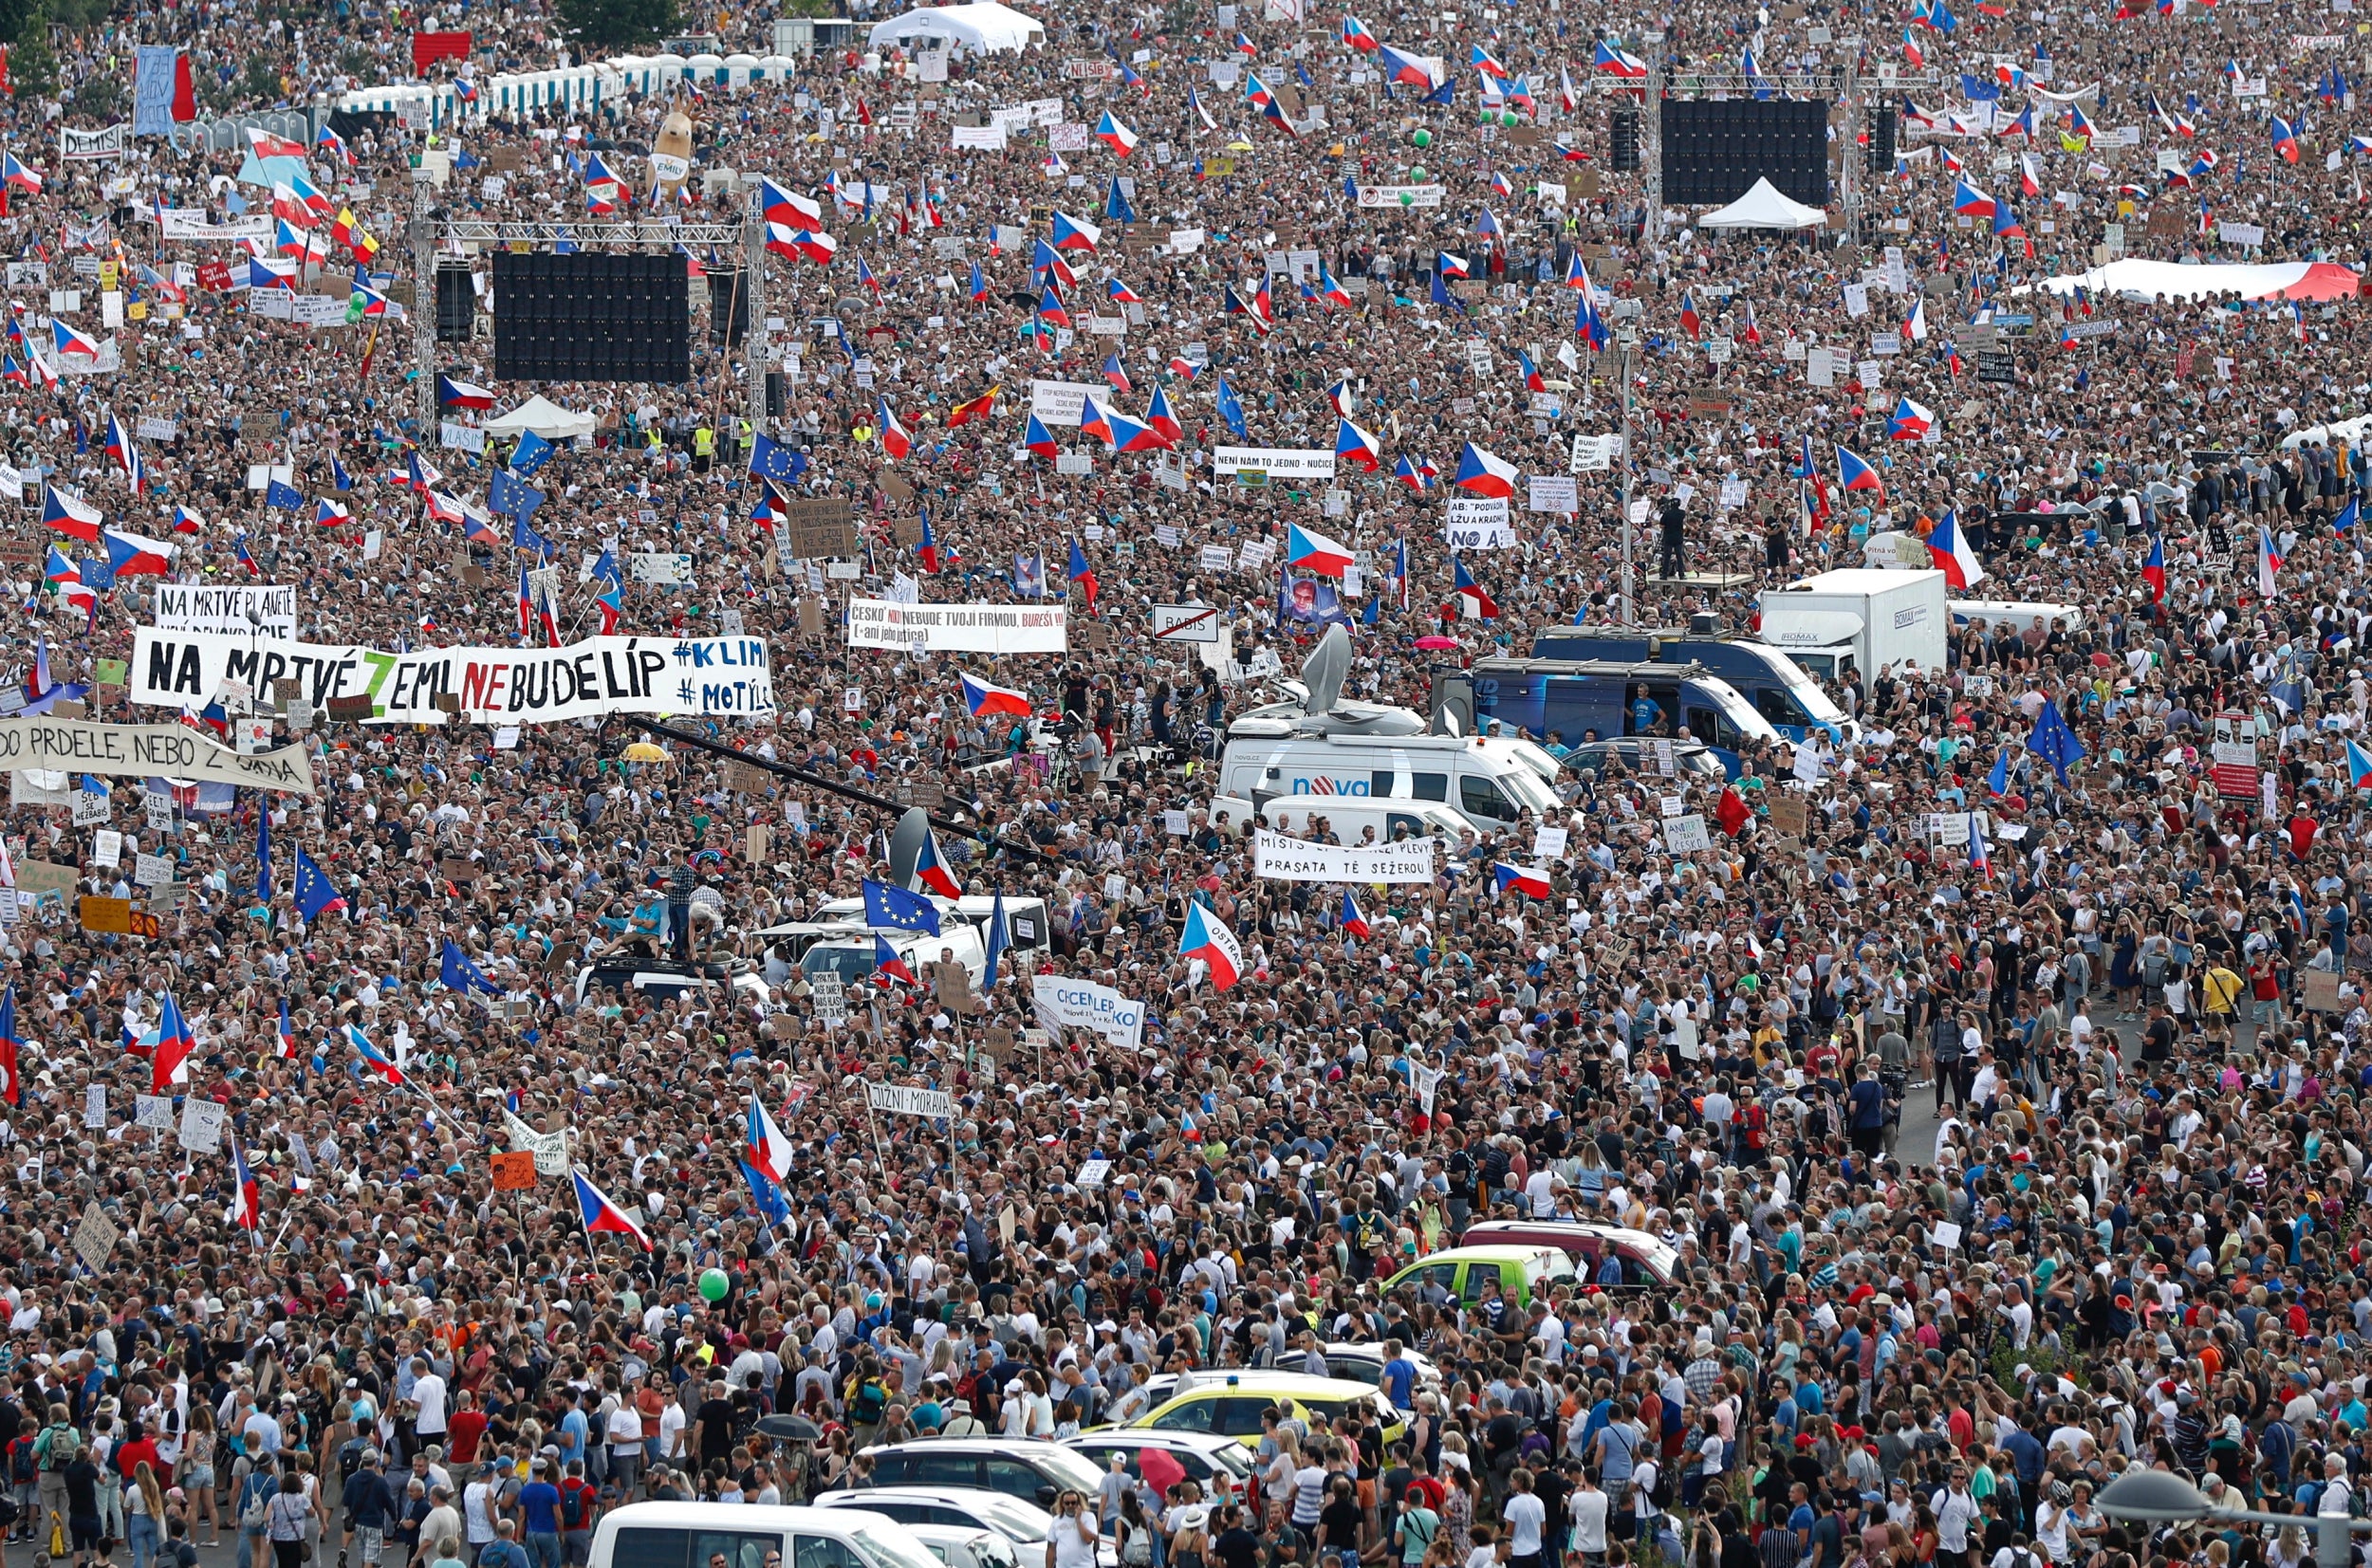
[2060, 131, 2088, 153]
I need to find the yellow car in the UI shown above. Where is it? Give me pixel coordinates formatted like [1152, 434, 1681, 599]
[1380, 1245, 1579, 1314]
[1126, 1374, 1408, 1448]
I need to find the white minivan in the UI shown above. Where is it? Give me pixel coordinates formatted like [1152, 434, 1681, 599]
[589, 1502, 946, 1568]
[1215, 728, 1565, 832]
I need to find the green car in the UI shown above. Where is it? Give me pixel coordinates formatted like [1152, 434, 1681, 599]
[1380, 1245, 1579, 1313]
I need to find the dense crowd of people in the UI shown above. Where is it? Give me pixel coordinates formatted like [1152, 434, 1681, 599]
[0, 10, 2365, 1568]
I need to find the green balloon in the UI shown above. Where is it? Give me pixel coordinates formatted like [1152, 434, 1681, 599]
[1411, 128, 1432, 148]
[1399, 193, 1416, 207]
[698, 1268, 731, 1302]
[1410, 165, 1428, 181]
[1501, 110, 1520, 128]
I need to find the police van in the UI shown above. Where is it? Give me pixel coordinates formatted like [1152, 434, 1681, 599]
[1430, 658, 1780, 779]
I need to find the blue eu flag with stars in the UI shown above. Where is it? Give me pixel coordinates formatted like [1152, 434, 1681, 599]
[749, 433, 808, 486]
[491, 470, 546, 523]
[862, 878, 941, 934]
[2025, 701, 2086, 785]
[264, 479, 304, 511]
[510, 431, 555, 477]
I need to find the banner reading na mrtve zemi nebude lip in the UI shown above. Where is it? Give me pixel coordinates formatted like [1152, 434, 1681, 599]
[127, 628, 773, 725]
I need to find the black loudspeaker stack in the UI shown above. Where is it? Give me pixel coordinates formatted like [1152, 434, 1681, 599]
[435, 262, 475, 344]
[1658, 99, 1831, 208]
[708, 269, 751, 347]
[1609, 106, 1640, 172]
[491, 251, 691, 385]
[765, 372, 787, 417]
[1865, 106, 1899, 179]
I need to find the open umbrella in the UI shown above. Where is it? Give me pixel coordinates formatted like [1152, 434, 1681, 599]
[621, 742, 671, 763]
[1413, 636, 1462, 650]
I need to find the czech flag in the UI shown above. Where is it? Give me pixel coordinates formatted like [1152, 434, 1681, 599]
[41, 485, 102, 543]
[104, 414, 144, 494]
[963, 672, 1033, 717]
[1145, 385, 1183, 443]
[1096, 111, 1140, 157]
[1472, 44, 1510, 78]
[1679, 291, 1701, 337]
[746, 1093, 795, 1182]
[1492, 862, 1554, 899]
[1333, 418, 1383, 473]
[2346, 737, 2372, 789]
[1517, 348, 1548, 393]
[1953, 178, 1996, 218]
[1078, 392, 1118, 444]
[2140, 533, 2166, 603]
[1379, 46, 1444, 88]
[1885, 396, 1935, 440]
[438, 375, 494, 410]
[1926, 508, 1985, 589]
[1049, 211, 1102, 250]
[102, 527, 177, 579]
[51, 320, 100, 359]
[874, 933, 918, 986]
[760, 176, 823, 226]
[1287, 522, 1355, 577]
[914, 830, 964, 898]
[349, 1023, 403, 1084]
[1339, 891, 1369, 939]
[878, 399, 912, 460]
[232, 1139, 261, 1231]
[278, 998, 297, 1061]
[1024, 413, 1060, 459]
[0, 987, 17, 1107]
[1, 153, 41, 192]
[151, 990, 195, 1093]
[315, 498, 350, 526]
[1318, 267, 1355, 306]
[1106, 276, 1143, 304]
[571, 1170, 652, 1250]
[1595, 40, 1648, 77]
[1452, 557, 1498, 618]
[2271, 115, 2302, 163]
[1179, 902, 1244, 990]
[1342, 13, 1379, 49]
[1453, 441, 1518, 498]
[1836, 445, 1884, 498]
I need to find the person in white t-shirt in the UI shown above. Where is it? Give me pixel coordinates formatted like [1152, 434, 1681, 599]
[1502, 1469, 1548, 1568]
[1566, 1470, 1609, 1566]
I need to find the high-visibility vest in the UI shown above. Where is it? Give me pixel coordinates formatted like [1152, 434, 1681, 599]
[693, 427, 716, 457]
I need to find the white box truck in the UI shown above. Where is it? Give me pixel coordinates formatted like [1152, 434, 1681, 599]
[1757, 568, 1949, 684]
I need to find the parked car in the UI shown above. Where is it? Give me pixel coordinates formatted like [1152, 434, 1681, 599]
[1377, 1245, 1579, 1312]
[1060, 1430, 1256, 1489]
[1314, 1343, 1445, 1392]
[587, 1503, 943, 1568]
[903, 1526, 1023, 1568]
[813, 1488, 1112, 1568]
[1558, 738, 1728, 780]
[847, 1439, 1108, 1507]
[1125, 1374, 1407, 1448]
[1455, 1221, 1680, 1289]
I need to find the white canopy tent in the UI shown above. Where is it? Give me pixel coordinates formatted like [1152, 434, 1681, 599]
[867, 2, 1045, 54]
[1696, 177, 1828, 230]
[485, 396, 598, 441]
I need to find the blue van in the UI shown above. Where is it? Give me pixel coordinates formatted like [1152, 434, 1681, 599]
[1430, 658, 1780, 779]
[1530, 627, 1853, 745]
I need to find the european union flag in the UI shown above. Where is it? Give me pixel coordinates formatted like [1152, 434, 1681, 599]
[491, 470, 546, 523]
[263, 479, 304, 511]
[1961, 74, 2001, 101]
[510, 431, 555, 477]
[1214, 375, 1248, 441]
[440, 939, 503, 998]
[862, 877, 941, 934]
[79, 557, 114, 592]
[749, 433, 808, 486]
[2025, 700, 2086, 785]
[1986, 747, 2011, 797]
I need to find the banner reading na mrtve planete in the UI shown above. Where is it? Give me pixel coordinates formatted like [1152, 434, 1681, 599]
[128, 628, 773, 726]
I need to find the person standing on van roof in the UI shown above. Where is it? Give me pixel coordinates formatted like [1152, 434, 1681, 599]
[1629, 687, 1662, 737]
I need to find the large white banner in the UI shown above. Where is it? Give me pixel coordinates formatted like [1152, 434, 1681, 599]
[867, 1083, 957, 1117]
[0, 717, 314, 793]
[1028, 379, 1108, 424]
[152, 583, 298, 639]
[1252, 828, 1440, 884]
[1030, 973, 1145, 1049]
[157, 210, 275, 241]
[1213, 447, 1339, 480]
[846, 600, 1068, 655]
[1446, 495, 1517, 550]
[129, 629, 774, 726]
[1356, 183, 1446, 208]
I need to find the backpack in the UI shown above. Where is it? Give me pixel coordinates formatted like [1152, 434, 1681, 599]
[559, 1483, 591, 1531]
[8, 1436, 36, 1485]
[239, 1472, 280, 1533]
[36, 1425, 80, 1472]
[849, 1377, 889, 1425]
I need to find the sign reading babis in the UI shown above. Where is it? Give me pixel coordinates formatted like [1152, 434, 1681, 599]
[0, 717, 315, 793]
[1252, 828, 1440, 884]
[845, 600, 1068, 654]
[129, 629, 773, 725]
